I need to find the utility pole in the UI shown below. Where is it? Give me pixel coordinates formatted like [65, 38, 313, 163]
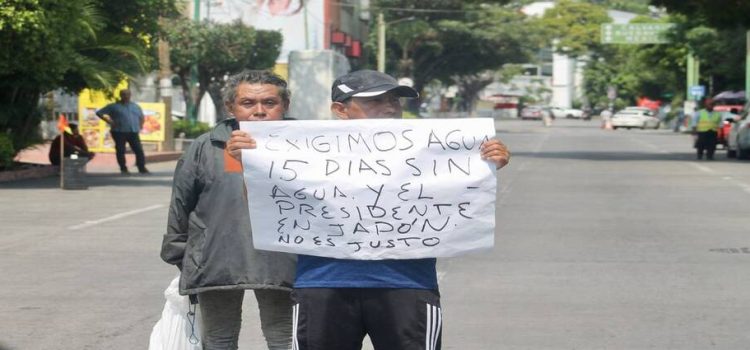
[377, 13, 385, 73]
[684, 53, 700, 117]
[746, 30, 750, 100]
[304, 3, 309, 49]
[187, 0, 201, 123]
[376, 14, 416, 73]
[158, 21, 174, 152]
[686, 54, 700, 100]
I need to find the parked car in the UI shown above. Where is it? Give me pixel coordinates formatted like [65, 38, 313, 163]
[717, 113, 738, 150]
[550, 106, 584, 119]
[623, 106, 656, 113]
[611, 108, 661, 130]
[737, 121, 750, 159]
[520, 106, 550, 120]
[727, 117, 741, 157]
[728, 101, 750, 159]
[712, 93, 745, 152]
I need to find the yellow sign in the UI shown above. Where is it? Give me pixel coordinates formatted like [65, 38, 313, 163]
[138, 103, 166, 142]
[79, 103, 114, 153]
[78, 87, 166, 152]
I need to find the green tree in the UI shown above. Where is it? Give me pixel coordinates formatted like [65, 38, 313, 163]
[582, 12, 746, 110]
[162, 19, 282, 120]
[582, 15, 686, 109]
[0, 0, 178, 168]
[384, 19, 436, 79]
[650, 0, 750, 28]
[679, 25, 747, 93]
[431, 5, 539, 113]
[590, 0, 652, 14]
[625, 15, 745, 101]
[537, 0, 612, 57]
[371, 1, 536, 113]
[648, 1, 749, 97]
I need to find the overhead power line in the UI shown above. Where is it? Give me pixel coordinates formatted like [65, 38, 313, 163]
[330, 1, 489, 14]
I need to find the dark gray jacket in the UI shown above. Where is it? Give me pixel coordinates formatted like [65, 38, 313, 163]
[161, 119, 296, 295]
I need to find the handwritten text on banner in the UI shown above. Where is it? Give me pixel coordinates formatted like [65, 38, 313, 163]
[241, 118, 498, 259]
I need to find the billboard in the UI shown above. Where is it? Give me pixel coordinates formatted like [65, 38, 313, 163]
[204, 0, 326, 63]
[78, 89, 165, 152]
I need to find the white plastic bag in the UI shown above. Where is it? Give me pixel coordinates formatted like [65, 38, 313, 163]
[148, 275, 202, 350]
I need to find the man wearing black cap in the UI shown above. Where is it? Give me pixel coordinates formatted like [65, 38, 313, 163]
[228, 69, 510, 350]
[328, 69, 421, 120]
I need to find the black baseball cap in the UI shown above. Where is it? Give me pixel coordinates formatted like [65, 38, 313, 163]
[331, 70, 418, 103]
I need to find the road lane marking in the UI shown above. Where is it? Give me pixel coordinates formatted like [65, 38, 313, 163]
[688, 162, 715, 174]
[496, 131, 549, 206]
[685, 163, 750, 195]
[68, 204, 164, 230]
[630, 137, 666, 153]
[737, 182, 750, 195]
[532, 131, 551, 154]
[628, 136, 750, 194]
[631, 135, 747, 192]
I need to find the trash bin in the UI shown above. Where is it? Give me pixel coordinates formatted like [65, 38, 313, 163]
[62, 157, 88, 190]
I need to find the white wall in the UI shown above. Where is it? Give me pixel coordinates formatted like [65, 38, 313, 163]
[552, 53, 575, 108]
[288, 50, 351, 120]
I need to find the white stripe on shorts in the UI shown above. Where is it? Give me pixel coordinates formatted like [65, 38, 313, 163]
[292, 304, 299, 350]
[425, 303, 442, 350]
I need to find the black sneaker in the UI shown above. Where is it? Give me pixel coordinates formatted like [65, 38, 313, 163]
[138, 168, 150, 174]
[120, 168, 130, 174]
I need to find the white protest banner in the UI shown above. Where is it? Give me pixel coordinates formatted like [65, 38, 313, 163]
[241, 118, 497, 259]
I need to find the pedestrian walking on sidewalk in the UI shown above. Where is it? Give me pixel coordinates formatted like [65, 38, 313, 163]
[601, 109, 613, 129]
[542, 107, 553, 127]
[96, 89, 149, 174]
[161, 70, 296, 350]
[672, 107, 685, 132]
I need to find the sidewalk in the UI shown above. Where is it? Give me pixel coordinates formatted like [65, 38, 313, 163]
[3, 142, 182, 182]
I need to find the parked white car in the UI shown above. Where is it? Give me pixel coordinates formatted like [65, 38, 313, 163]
[550, 106, 584, 119]
[611, 108, 661, 130]
[726, 101, 749, 158]
[728, 112, 750, 159]
[623, 106, 655, 113]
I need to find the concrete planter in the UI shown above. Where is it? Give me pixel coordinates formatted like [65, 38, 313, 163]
[174, 138, 195, 152]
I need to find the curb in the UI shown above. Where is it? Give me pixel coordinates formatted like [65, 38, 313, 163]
[0, 164, 58, 183]
[144, 152, 183, 163]
[1, 151, 183, 183]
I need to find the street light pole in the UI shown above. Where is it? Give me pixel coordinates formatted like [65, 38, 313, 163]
[377, 14, 415, 73]
[378, 13, 385, 73]
[187, 0, 200, 123]
[746, 30, 749, 101]
[158, 22, 174, 151]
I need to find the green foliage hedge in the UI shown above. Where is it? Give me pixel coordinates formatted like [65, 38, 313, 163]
[0, 133, 15, 170]
[173, 119, 211, 139]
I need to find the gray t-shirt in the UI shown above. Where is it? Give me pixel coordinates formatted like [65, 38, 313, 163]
[97, 102, 144, 132]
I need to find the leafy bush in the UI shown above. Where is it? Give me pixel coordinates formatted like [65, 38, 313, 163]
[0, 133, 15, 170]
[173, 119, 211, 138]
[402, 110, 419, 119]
[0, 97, 44, 167]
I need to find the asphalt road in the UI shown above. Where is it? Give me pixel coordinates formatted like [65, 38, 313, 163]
[1, 118, 749, 350]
